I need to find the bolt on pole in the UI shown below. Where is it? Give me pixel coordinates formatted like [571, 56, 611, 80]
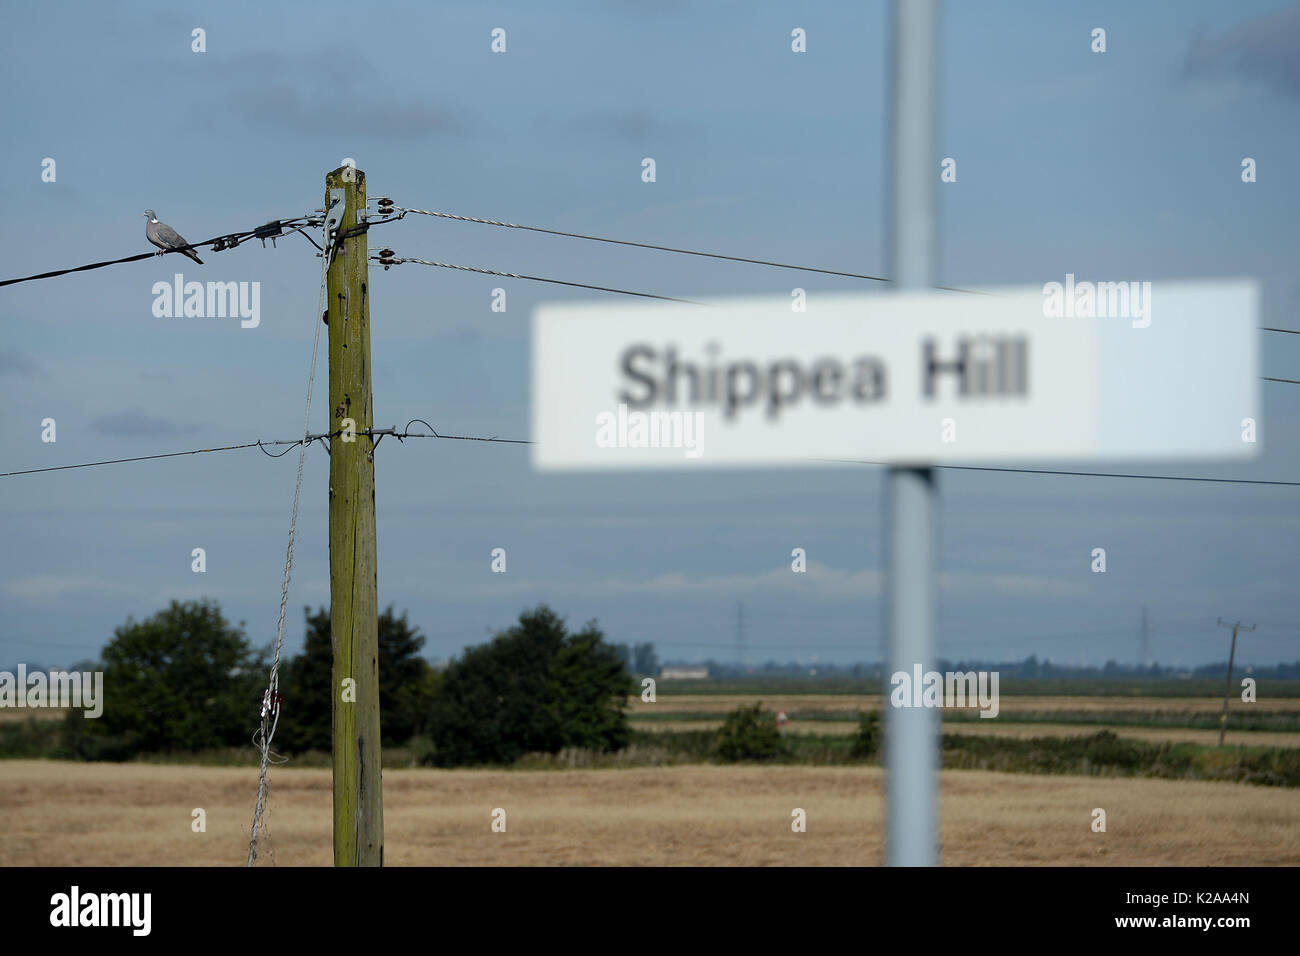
[883, 0, 940, 867]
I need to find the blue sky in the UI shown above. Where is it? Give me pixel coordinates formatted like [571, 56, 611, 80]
[2, 0, 1298, 671]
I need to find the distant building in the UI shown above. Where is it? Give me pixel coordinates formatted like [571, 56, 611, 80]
[659, 667, 709, 680]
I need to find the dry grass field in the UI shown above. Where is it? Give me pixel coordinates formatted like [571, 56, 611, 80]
[634, 694, 1300, 716]
[1, 759, 1295, 866]
[633, 693, 1300, 748]
[635, 718, 1300, 748]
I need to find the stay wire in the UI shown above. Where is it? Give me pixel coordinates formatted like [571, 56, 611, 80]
[247, 245, 328, 867]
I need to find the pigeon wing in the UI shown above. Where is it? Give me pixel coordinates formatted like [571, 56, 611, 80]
[150, 221, 190, 250]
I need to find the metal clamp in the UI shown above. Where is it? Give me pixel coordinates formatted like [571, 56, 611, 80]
[322, 188, 347, 261]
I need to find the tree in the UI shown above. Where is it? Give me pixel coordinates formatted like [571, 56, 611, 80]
[277, 605, 438, 751]
[426, 605, 634, 766]
[632, 642, 659, 676]
[713, 702, 788, 762]
[851, 710, 881, 758]
[76, 599, 266, 754]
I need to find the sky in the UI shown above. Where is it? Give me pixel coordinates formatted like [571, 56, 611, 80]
[1, 0, 1298, 672]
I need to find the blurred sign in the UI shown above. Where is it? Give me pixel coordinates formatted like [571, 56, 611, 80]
[532, 280, 1258, 469]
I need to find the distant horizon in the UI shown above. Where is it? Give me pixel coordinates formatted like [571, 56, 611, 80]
[5, 604, 1295, 676]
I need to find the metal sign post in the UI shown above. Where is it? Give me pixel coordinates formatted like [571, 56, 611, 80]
[884, 0, 940, 868]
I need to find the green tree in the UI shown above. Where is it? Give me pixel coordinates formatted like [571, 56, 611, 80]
[632, 642, 659, 676]
[76, 599, 266, 754]
[426, 605, 634, 766]
[277, 605, 439, 751]
[712, 701, 788, 762]
[851, 710, 881, 758]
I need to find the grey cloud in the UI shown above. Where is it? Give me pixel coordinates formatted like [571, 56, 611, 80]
[213, 51, 468, 140]
[553, 108, 699, 144]
[90, 408, 203, 438]
[0, 350, 36, 376]
[606, 0, 690, 13]
[1183, 5, 1300, 99]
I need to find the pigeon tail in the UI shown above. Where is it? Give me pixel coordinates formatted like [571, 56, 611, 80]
[181, 248, 204, 265]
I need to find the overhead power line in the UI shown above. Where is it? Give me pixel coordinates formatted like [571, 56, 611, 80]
[831, 459, 1300, 487]
[0, 440, 273, 477]
[0, 422, 531, 479]
[386, 205, 894, 282]
[7, 431, 1294, 487]
[371, 207, 1300, 314]
[372, 252, 709, 305]
[378, 202, 996, 295]
[0, 213, 321, 288]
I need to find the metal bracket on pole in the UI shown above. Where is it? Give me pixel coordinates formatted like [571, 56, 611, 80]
[323, 188, 347, 262]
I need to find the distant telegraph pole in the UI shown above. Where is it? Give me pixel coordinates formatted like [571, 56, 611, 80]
[1140, 606, 1150, 669]
[736, 602, 746, 673]
[1215, 617, 1255, 746]
[325, 164, 384, 865]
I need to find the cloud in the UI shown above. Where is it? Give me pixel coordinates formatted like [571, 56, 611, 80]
[435, 326, 485, 345]
[592, 561, 881, 599]
[90, 408, 203, 438]
[1182, 5, 1300, 100]
[391, 560, 1086, 603]
[939, 571, 1089, 600]
[213, 52, 467, 141]
[582, 565, 1084, 602]
[0, 349, 36, 376]
[556, 109, 699, 144]
[1, 574, 117, 602]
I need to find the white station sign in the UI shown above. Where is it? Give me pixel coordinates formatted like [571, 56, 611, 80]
[532, 280, 1259, 469]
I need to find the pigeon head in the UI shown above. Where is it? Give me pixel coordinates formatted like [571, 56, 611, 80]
[142, 209, 157, 221]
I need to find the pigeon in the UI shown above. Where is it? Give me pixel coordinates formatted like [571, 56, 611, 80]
[143, 210, 203, 264]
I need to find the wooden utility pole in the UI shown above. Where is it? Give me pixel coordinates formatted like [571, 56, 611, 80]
[1216, 617, 1255, 747]
[325, 164, 383, 865]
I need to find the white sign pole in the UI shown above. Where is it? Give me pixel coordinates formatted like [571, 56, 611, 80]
[885, 0, 940, 867]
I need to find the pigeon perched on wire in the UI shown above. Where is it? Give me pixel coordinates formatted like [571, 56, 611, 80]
[143, 210, 203, 264]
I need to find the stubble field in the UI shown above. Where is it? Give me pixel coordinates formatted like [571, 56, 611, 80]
[1, 758, 1296, 866]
